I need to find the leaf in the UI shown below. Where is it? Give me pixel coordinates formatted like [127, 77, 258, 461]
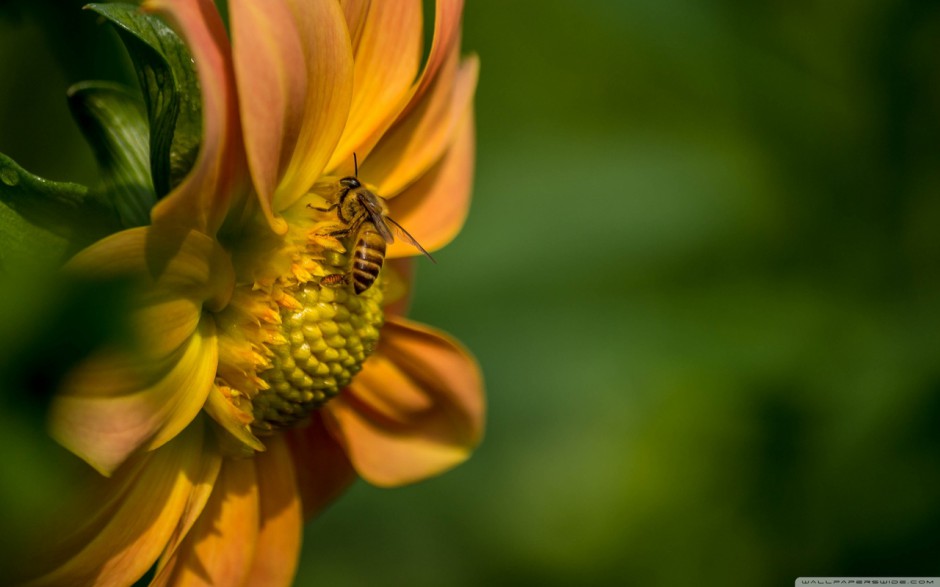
[68, 81, 156, 228]
[0, 153, 120, 267]
[86, 3, 202, 198]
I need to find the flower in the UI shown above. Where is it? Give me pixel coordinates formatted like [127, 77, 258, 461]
[15, 0, 483, 585]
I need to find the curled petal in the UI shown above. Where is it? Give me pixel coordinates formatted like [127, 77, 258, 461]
[65, 226, 235, 313]
[408, 0, 466, 114]
[386, 98, 476, 258]
[18, 422, 220, 587]
[286, 412, 357, 519]
[324, 316, 485, 487]
[50, 315, 218, 476]
[204, 385, 266, 455]
[274, 0, 354, 212]
[244, 437, 303, 587]
[328, 0, 423, 171]
[339, 0, 371, 51]
[154, 440, 301, 587]
[52, 228, 232, 475]
[229, 0, 354, 226]
[153, 456, 260, 587]
[135, 298, 203, 361]
[154, 439, 224, 579]
[230, 0, 305, 234]
[365, 53, 478, 197]
[144, 0, 246, 235]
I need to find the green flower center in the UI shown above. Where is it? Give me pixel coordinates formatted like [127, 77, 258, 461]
[251, 275, 385, 434]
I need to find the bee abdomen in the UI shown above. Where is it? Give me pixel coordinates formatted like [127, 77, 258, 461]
[352, 226, 386, 294]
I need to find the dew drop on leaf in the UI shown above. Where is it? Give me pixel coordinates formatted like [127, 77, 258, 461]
[0, 167, 19, 187]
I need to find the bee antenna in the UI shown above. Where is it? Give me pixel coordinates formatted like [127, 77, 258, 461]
[353, 153, 359, 178]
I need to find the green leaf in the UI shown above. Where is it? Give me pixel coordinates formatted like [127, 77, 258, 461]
[86, 2, 202, 198]
[68, 81, 155, 228]
[0, 153, 120, 267]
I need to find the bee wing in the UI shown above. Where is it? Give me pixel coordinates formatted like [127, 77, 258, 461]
[357, 190, 395, 243]
[385, 216, 436, 263]
[368, 210, 395, 243]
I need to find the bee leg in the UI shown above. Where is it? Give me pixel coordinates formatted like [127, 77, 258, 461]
[313, 226, 351, 238]
[307, 203, 340, 213]
[320, 273, 348, 288]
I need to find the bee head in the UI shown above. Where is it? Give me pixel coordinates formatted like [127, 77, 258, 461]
[339, 177, 361, 189]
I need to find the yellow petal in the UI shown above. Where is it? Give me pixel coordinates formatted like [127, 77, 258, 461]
[286, 412, 357, 519]
[54, 228, 233, 474]
[145, 0, 246, 235]
[324, 316, 485, 487]
[135, 297, 203, 360]
[244, 436, 303, 587]
[385, 99, 476, 258]
[19, 422, 219, 587]
[364, 53, 478, 197]
[153, 457, 260, 587]
[327, 0, 423, 171]
[273, 0, 354, 212]
[50, 315, 218, 476]
[66, 226, 235, 313]
[204, 385, 266, 455]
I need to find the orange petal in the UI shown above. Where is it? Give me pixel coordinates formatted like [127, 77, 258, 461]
[49, 314, 218, 476]
[286, 412, 357, 518]
[18, 422, 220, 587]
[339, 0, 371, 52]
[153, 456, 260, 587]
[244, 436, 303, 587]
[407, 0, 466, 115]
[155, 440, 224, 579]
[145, 0, 245, 235]
[230, 0, 304, 234]
[324, 316, 484, 487]
[273, 0, 354, 212]
[364, 52, 478, 198]
[386, 98, 475, 258]
[327, 0, 423, 171]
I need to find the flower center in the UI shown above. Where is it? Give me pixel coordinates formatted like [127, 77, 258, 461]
[210, 190, 395, 449]
[252, 275, 384, 433]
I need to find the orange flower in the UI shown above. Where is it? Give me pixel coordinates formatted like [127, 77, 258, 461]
[17, 1, 482, 585]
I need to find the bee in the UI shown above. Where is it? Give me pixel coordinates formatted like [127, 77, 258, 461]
[310, 155, 435, 294]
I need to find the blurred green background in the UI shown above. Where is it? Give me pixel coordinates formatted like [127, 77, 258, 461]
[3, 0, 940, 585]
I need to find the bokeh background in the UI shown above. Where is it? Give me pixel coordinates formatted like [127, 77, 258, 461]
[3, 0, 940, 585]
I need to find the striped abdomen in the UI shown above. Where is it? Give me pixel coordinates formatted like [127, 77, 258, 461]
[351, 222, 387, 294]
